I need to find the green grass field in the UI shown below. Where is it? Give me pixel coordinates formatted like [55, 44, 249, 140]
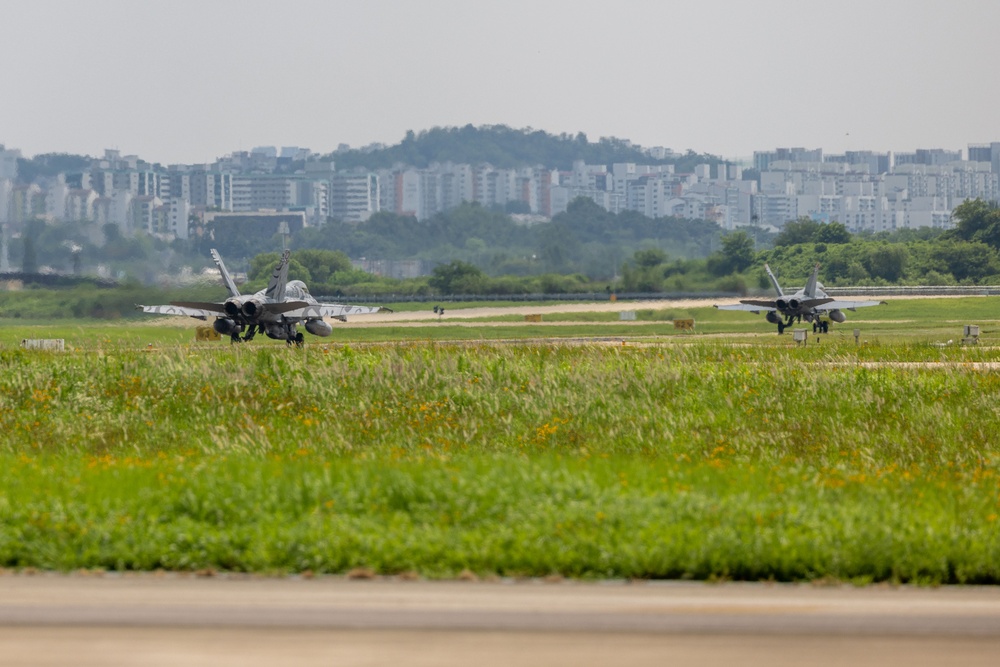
[2, 298, 999, 582]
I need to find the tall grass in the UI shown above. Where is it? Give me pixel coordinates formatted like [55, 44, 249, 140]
[1, 343, 999, 581]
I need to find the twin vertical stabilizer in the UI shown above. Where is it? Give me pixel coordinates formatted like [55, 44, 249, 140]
[264, 250, 291, 303]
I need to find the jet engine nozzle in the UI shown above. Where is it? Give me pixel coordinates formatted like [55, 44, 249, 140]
[829, 309, 846, 323]
[775, 298, 789, 310]
[242, 299, 264, 317]
[213, 318, 241, 336]
[787, 299, 800, 310]
[224, 299, 242, 318]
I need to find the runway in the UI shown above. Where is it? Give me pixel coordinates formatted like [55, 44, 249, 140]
[2, 574, 999, 666]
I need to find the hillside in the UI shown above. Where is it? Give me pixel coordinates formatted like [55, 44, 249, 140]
[326, 124, 725, 171]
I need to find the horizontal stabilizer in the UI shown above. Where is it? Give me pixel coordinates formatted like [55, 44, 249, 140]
[715, 302, 775, 313]
[799, 298, 835, 309]
[739, 299, 778, 309]
[138, 304, 214, 319]
[170, 301, 227, 314]
[815, 299, 883, 311]
[284, 303, 383, 319]
[260, 300, 309, 315]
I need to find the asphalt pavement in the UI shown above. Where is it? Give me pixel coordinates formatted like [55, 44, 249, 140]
[1, 574, 999, 666]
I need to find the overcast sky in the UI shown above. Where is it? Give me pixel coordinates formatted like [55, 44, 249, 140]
[2, 0, 998, 165]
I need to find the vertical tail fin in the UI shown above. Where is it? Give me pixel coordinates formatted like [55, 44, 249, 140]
[803, 263, 820, 298]
[265, 250, 291, 303]
[211, 248, 241, 298]
[764, 264, 784, 296]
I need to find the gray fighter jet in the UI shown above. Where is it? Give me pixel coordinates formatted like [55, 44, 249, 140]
[715, 263, 882, 334]
[138, 249, 385, 344]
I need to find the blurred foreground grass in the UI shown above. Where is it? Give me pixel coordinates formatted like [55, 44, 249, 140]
[1, 338, 999, 582]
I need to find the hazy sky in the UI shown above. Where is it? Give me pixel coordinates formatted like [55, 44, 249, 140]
[3, 0, 998, 164]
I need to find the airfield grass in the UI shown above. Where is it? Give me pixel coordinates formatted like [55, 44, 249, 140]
[2, 332, 1000, 583]
[5, 294, 1000, 349]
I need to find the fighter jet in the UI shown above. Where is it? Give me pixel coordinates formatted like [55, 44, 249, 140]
[138, 249, 385, 344]
[715, 263, 882, 334]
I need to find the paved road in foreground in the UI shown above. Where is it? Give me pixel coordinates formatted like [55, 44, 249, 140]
[1, 575, 999, 666]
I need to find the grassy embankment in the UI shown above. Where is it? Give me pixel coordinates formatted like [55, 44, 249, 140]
[1, 337, 999, 582]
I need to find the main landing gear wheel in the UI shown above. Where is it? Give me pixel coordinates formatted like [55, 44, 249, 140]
[777, 322, 785, 335]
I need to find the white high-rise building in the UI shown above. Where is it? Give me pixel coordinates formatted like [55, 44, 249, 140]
[329, 173, 379, 222]
[0, 145, 20, 182]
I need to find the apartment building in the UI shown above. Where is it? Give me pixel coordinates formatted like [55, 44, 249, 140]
[7, 136, 1000, 240]
[329, 172, 379, 223]
[0, 145, 20, 181]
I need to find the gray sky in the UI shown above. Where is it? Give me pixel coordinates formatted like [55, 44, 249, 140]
[2, 0, 998, 165]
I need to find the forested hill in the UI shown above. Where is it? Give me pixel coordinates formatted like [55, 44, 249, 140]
[326, 125, 725, 171]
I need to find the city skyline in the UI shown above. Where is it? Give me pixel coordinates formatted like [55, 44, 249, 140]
[3, 0, 998, 165]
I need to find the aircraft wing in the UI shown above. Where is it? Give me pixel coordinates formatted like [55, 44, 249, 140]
[137, 304, 217, 319]
[715, 301, 776, 313]
[284, 304, 384, 319]
[815, 299, 883, 311]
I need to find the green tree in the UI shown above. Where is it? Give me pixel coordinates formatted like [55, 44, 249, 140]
[816, 221, 852, 244]
[428, 260, 487, 294]
[633, 248, 667, 269]
[288, 249, 352, 283]
[707, 230, 755, 276]
[773, 218, 823, 246]
[949, 198, 1000, 243]
[931, 240, 1000, 282]
[720, 231, 755, 272]
[862, 245, 908, 282]
[246, 253, 312, 285]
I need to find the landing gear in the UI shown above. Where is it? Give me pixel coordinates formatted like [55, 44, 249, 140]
[777, 322, 785, 335]
[812, 320, 829, 334]
[242, 324, 258, 342]
[283, 323, 305, 347]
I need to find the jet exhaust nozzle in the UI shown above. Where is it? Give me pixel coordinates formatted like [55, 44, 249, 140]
[224, 300, 242, 318]
[242, 299, 264, 317]
[787, 299, 800, 310]
[776, 299, 789, 310]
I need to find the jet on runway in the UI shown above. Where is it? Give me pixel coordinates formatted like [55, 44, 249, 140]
[715, 263, 882, 334]
[138, 249, 385, 344]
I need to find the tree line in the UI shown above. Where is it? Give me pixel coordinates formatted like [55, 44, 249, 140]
[328, 124, 725, 172]
[9, 196, 1000, 306]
